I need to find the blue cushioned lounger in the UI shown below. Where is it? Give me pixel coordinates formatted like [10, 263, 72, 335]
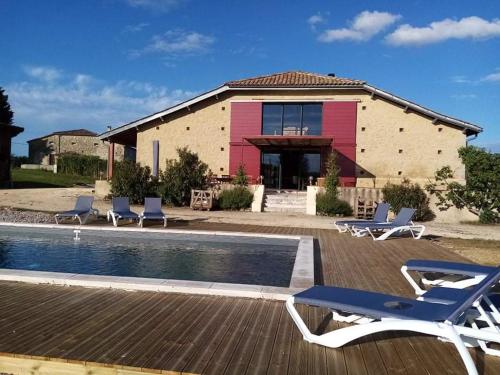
[351, 207, 425, 240]
[55, 196, 98, 225]
[106, 197, 139, 227]
[286, 266, 500, 375]
[139, 197, 167, 228]
[334, 202, 390, 234]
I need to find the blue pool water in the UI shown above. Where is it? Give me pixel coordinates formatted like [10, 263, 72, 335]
[0, 227, 298, 287]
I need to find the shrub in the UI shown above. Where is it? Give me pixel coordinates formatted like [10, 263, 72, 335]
[324, 151, 339, 196]
[233, 163, 249, 186]
[426, 146, 499, 224]
[57, 153, 106, 177]
[159, 147, 208, 206]
[10, 155, 29, 168]
[110, 160, 158, 204]
[316, 193, 353, 216]
[383, 179, 434, 221]
[218, 187, 254, 210]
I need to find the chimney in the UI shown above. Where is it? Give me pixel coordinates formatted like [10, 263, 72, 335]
[328, 73, 336, 77]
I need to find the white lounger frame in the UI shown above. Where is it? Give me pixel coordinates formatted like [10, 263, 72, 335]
[353, 223, 426, 240]
[138, 212, 167, 228]
[106, 210, 139, 227]
[54, 209, 99, 225]
[286, 295, 500, 375]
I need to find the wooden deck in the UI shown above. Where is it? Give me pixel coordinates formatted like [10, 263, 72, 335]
[0, 222, 499, 374]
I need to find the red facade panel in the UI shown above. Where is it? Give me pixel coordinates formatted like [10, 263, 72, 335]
[229, 102, 262, 180]
[322, 102, 357, 186]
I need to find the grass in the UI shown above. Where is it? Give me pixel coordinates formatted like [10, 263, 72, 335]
[9, 168, 94, 189]
[430, 237, 500, 266]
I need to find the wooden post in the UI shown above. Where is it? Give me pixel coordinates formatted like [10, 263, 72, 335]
[107, 142, 115, 180]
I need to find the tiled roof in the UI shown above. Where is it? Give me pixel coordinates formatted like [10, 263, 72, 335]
[226, 71, 365, 88]
[28, 129, 97, 142]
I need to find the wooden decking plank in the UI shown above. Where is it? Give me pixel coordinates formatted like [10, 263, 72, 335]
[201, 299, 259, 375]
[160, 295, 235, 371]
[134, 295, 220, 369]
[286, 304, 310, 375]
[181, 299, 248, 374]
[222, 301, 271, 375]
[95, 293, 189, 364]
[307, 307, 329, 375]
[244, 301, 282, 375]
[266, 304, 294, 375]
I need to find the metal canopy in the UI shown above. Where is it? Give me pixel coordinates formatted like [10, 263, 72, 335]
[244, 136, 333, 147]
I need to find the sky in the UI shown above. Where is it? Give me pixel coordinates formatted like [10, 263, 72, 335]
[1, 0, 499, 155]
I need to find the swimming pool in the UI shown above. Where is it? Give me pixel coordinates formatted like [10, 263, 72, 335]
[0, 226, 301, 287]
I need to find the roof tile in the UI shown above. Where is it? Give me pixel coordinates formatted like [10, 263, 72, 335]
[226, 71, 364, 88]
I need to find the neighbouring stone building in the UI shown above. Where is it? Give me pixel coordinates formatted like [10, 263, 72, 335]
[28, 129, 133, 165]
[0, 123, 24, 187]
[99, 71, 482, 189]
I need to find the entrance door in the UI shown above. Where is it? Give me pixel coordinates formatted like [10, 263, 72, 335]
[261, 153, 281, 189]
[262, 151, 321, 190]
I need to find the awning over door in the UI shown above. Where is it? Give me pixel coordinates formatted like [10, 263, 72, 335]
[244, 136, 333, 148]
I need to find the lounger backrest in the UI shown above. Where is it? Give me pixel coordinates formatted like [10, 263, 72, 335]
[112, 197, 130, 212]
[144, 197, 162, 213]
[373, 202, 390, 222]
[74, 196, 94, 211]
[446, 267, 500, 324]
[392, 208, 416, 226]
[405, 259, 496, 277]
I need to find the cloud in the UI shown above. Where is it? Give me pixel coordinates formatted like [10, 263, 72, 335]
[451, 75, 472, 84]
[131, 29, 215, 58]
[318, 10, 401, 42]
[122, 22, 149, 33]
[124, 0, 185, 12]
[7, 67, 195, 138]
[23, 65, 62, 82]
[482, 71, 500, 82]
[308, 13, 326, 31]
[386, 16, 500, 46]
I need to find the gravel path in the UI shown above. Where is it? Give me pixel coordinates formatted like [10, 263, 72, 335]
[0, 207, 54, 224]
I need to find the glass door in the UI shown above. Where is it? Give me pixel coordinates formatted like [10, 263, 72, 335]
[261, 153, 281, 189]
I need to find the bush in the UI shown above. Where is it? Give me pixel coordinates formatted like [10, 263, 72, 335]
[218, 187, 254, 210]
[11, 155, 29, 168]
[233, 164, 249, 186]
[110, 160, 158, 204]
[159, 147, 208, 206]
[58, 153, 106, 177]
[324, 151, 339, 196]
[316, 193, 353, 216]
[383, 179, 434, 221]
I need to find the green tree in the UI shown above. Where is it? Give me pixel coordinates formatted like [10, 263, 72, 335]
[0, 87, 14, 126]
[233, 163, 249, 186]
[110, 161, 159, 204]
[426, 146, 499, 223]
[159, 147, 208, 206]
[324, 151, 339, 196]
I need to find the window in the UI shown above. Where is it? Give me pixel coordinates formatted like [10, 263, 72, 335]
[361, 127, 366, 131]
[399, 128, 404, 132]
[399, 149, 403, 154]
[262, 103, 322, 136]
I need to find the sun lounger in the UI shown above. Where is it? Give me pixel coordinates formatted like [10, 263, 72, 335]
[352, 207, 425, 240]
[106, 197, 139, 227]
[139, 197, 167, 227]
[334, 202, 390, 234]
[286, 267, 500, 375]
[55, 196, 98, 225]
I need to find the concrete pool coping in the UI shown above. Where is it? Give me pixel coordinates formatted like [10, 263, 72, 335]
[0, 222, 314, 301]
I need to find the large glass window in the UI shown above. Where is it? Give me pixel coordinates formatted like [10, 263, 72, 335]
[262, 104, 283, 136]
[302, 104, 322, 136]
[262, 103, 322, 135]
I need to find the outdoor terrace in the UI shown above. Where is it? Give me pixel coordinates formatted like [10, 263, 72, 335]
[0, 220, 499, 374]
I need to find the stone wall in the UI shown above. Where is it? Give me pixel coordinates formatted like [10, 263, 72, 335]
[29, 135, 127, 165]
[136, 89, 468, 186]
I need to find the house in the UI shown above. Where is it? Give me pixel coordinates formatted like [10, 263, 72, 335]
[99, 71, 482, 189]
[28, 129, 134, 166]
[0, 123, 24, 187]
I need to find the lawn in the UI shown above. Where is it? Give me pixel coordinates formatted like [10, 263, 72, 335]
[9, 168, 95, 188]
[430, 237, 500, 266]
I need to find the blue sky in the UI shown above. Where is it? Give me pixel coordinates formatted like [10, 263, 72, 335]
[1, 0, 499, 155]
